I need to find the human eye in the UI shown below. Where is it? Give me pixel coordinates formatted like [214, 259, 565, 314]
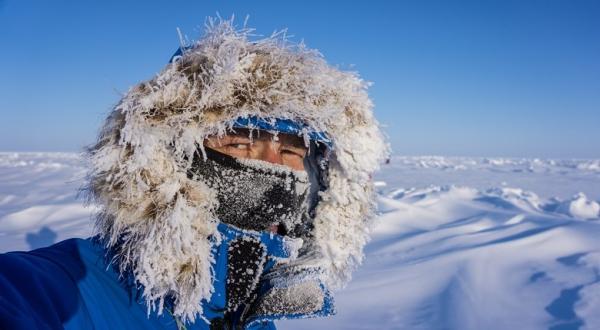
[226, 143, 250, 150]
[281, 146, 306, 158]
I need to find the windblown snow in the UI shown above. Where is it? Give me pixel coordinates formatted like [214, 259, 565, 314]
[1, 152, 599, 329]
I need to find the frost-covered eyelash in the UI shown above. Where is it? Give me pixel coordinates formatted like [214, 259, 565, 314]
[224, 143, 251, 150]
[281, 148, 305, 156]
[225, 144, 304, 156]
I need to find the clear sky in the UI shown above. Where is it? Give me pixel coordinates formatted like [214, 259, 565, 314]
[1, 0, 598, 158]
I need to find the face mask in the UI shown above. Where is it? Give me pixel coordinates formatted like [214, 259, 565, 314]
[188, 146, 311, 235]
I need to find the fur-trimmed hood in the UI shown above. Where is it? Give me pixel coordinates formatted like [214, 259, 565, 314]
[85, 18, 389, 322]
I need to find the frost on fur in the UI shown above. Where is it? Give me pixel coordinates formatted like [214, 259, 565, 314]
[83, 17, 389, 323]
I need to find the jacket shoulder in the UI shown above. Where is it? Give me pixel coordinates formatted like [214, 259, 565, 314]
[0, 238, 94, 329]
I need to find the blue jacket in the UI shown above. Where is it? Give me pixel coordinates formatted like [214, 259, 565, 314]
[0, 223, 333, 329]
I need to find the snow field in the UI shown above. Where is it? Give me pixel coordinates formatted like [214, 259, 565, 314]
[1, 152, 599, 329]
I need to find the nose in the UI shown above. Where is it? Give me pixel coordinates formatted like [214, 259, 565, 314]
[259, 143, 283, 165]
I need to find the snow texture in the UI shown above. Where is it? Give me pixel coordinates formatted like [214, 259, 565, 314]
[2, 153, 600, 329]
[80, 18, 388, 322]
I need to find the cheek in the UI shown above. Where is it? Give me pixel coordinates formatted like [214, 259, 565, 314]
[220, 147, 253, 159]
[203, 138, 224, 149]
[203, 140, 242, 157]
[282, 154, 305, 171]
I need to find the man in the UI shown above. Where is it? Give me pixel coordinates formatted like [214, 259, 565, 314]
[0, 19, 387, 329]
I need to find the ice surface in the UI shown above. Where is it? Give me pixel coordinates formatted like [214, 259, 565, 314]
[554, 193, 600, 220]
[1, 153, 600, 329]
[280, 156, 600, 329]
[0, 152, 96, 251]
[375, 156, 600, 201]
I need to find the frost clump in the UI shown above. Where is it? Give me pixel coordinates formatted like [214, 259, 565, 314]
[555, 193, 600, 220]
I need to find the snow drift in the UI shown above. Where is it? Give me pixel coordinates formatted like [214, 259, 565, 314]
[1, 152, 600, 329]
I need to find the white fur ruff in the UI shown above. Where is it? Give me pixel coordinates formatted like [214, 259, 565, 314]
[84, 18, 389, 323]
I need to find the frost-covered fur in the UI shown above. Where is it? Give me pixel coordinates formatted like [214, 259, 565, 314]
[84, 18, 389, 322]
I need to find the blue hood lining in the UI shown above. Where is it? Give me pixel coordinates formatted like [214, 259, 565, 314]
[232, 116, 332, 149]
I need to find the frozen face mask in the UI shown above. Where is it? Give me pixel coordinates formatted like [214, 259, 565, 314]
[188, 146, 311, 235]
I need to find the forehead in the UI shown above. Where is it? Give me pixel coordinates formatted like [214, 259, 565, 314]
[213, 128, 307, 147]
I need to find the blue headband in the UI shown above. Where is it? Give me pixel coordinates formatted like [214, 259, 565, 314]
[232, 116, 332, 148]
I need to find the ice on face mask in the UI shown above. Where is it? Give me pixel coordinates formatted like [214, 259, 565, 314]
[188, 146, 311, 236]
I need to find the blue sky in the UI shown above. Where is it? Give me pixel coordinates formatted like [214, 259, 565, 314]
[1, 0, 598, 157]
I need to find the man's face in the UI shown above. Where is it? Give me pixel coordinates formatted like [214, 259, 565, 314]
[203, 129, 308, 171]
